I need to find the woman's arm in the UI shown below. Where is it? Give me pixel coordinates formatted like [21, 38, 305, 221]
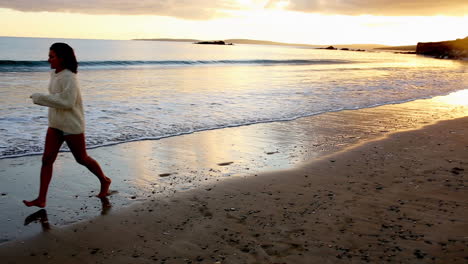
[31, 75, 78, 110]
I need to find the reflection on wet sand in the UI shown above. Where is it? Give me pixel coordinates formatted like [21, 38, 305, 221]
[433, 89, 468, 106]
[99, 197, 111, 215]
[23, 197, 112, 232]
[24, 209, 50, 231]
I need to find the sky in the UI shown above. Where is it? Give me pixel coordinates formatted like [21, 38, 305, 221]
[0, 0, 467, 45]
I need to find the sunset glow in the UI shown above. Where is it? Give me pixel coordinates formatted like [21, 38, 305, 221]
[0, 0, 467, 45]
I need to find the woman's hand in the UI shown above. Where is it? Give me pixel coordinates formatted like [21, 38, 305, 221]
[30, 93, 43, 104]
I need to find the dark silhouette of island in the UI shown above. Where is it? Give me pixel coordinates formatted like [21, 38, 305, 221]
[416, 37, 468, 59]
[317, 46, 367, 52]
[195, 40, 233, 45]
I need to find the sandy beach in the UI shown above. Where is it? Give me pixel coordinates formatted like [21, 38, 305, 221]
[0, 94, 467, 263]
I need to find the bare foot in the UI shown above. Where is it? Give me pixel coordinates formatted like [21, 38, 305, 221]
[23, 199, 46, 208]
[97, 177, 112, 198]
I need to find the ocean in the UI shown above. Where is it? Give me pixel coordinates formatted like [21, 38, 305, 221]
[0, 36, 466, 159]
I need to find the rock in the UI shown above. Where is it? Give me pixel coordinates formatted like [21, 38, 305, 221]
[217, 161, 233, 166]
[194, 40, 233, 45]
[450, 167, 464, 175]
[413, 249, 426, 259]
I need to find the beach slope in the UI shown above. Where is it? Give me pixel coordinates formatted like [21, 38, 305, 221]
[1, 117, 467, 264]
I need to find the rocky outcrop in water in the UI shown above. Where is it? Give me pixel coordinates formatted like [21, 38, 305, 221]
[416, 37, 468, 59]
[195, 41, 233, 45]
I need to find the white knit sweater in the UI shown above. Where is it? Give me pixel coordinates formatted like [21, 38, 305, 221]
[31, 69, 85, 134]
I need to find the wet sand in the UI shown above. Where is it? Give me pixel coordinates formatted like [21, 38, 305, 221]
[0, 91, 467, 263]
[1, 113, 467, 264]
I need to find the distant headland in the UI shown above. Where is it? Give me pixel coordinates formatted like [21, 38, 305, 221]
[416, 37, 468, 59]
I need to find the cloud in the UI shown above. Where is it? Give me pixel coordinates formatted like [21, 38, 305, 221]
[266, 0, 468, 16]
[0, 0, 246, 20]
[2, 0, 466, 19]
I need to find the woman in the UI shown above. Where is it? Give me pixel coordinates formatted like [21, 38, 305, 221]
[23, 43, 111, 208]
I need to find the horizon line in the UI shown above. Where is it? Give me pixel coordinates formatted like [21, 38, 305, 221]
[0, 35, 423, 47]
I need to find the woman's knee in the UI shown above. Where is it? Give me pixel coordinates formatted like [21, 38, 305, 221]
[42, 154, 57, 166]
[74, 155, 90, 165]
[76, 155, 98, 167]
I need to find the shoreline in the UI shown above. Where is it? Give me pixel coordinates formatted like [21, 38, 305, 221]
[1, 89, 467, 161]
[0, 91, 467, 245]
[0, 115, 466, 263]
[0, 90, 467, 262]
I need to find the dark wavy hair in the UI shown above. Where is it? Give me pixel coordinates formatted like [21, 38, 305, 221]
[50, 43, 78, 73]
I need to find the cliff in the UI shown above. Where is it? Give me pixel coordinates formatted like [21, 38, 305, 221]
[416, 37, 468, 59]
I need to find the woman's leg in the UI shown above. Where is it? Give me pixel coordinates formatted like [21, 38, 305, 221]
[24, 128, 64, 207]
[65, 133, 111, 197]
